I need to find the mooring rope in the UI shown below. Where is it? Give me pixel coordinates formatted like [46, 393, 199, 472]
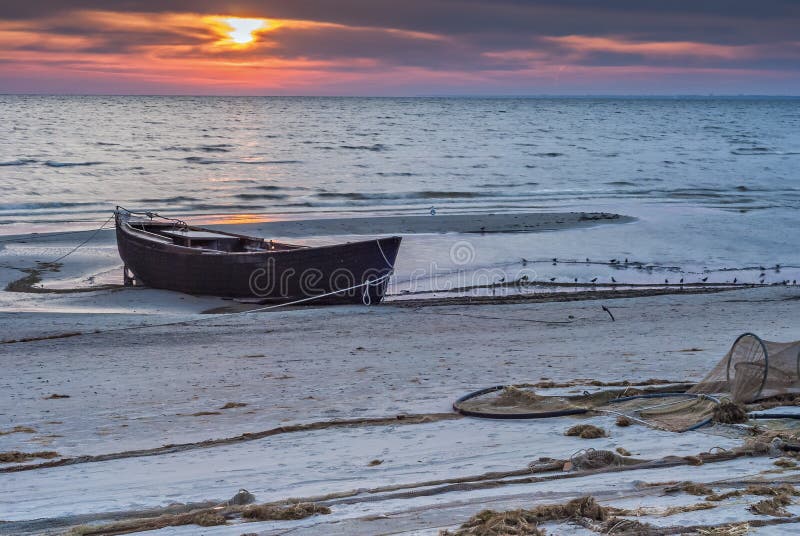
[47, 214, 115, 263]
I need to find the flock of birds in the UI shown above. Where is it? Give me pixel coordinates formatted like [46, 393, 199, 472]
[514, 257, 797, 287]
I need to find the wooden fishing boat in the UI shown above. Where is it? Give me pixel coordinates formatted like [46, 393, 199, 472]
[114, 208, 401, 304]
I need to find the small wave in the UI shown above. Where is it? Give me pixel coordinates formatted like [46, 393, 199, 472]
[234, 193, 288, 200]
[732, 148, 800, 156]
[166, 144, 234, 153]
[317, 190, 489, 201]
[185, 156, 301, 165]
[241, 160, 301, 165]
[185, 157, 226, 164]
[533, 152, 563, 157]
[96, 142, 120, 146]
[138, 196, 199, 204]
[338, 144, 388, 152]
[376, 172, 417, 177]
[0, 159, 37, 167]
[252, 185, 283, 191]
[44, 161, 104, 167]
[0, 201, 97, 212]
[478, 181, 539, 188]
[606, 181, 637, 186]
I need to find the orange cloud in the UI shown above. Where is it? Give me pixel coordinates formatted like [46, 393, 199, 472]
[542, 35, 762, 60]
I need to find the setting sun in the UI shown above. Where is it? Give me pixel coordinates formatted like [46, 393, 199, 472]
[223, 17, 266, 45]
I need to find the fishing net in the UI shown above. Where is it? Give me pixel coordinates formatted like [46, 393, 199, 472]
[454, 384, 712, 431]
[689, 333, 800, 403]
[454, 334, 800, 432]
[454, 385, 636, 419]
[603, 394, 718, 432]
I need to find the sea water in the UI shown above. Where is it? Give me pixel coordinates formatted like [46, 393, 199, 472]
[1, 96, 798, 286]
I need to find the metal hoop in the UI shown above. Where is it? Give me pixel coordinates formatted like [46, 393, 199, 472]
[725, 332, 769, 401]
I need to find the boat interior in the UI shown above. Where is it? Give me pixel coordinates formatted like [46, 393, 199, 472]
[125, 220, 303, 253]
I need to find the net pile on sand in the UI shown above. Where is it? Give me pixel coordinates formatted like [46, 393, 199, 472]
[454, 385, 713, 432]
[455, 386, 637, 419]
[689, 333, 800, 403]
[454, 334, 800, 432]
[604, 394, 718, 432]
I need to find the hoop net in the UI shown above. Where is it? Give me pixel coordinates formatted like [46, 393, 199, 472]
[689, 334, 800, 403]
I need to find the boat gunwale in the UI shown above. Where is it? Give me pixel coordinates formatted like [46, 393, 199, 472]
[117, 218, 401, 257]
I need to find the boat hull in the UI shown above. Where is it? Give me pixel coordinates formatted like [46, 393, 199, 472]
[115, 219, 401, 304]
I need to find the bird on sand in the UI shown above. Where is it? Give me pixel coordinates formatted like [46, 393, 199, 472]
[429, 207, 437, 215]
[665, 279, 669, 284]
[733, 277, 737, 284]
[679, 277, 684, 284]
[701, 276, 708, 282]
[549, 277, 556, 282]
[611, 277, 617, 283]
[590, 277, 598, 283]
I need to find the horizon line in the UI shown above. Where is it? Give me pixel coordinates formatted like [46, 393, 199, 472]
[2, 93, 799, 98]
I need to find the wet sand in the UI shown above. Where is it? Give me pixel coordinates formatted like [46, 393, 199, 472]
[1, 284, 800, 534]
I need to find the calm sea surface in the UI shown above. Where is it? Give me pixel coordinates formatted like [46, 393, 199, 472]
[1, 96, 799, 284]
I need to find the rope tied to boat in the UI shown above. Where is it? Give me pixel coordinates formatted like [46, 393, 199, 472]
[48, 213, 115, 264]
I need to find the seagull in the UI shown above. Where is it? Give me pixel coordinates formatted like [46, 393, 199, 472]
[601, 305, 615, 321]
[590, 277, 598, 283]
[574, 277, 578, 283]
[610, 259, 618, 264]
[586, 258, 590, 262]
[429, 207, 437, 216]
[701, 276, 708, 282]
[611, 277, 617, 283]
[760, 279, 765, 285]
[665, 279, 669, 284]
[521, 258, 528, 265]
[549, 277, 557, 282]
[733, 277, 737, 284]
[552, 258, 558, 263]
[624, 258, 629, 264]
[679, 277, 684, 284]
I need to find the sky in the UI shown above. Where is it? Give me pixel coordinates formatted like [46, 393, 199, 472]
[0, 1, 798, 96]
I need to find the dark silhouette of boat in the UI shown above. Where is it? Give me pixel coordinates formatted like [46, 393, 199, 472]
[115, 208, 401, 304]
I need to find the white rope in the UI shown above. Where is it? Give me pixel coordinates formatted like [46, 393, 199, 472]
[239, 272, 392, 314]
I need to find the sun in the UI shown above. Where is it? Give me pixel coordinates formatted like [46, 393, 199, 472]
[223, 17, 267, 45]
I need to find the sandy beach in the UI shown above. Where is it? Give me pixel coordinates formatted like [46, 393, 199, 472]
[2, 211, 800, 535]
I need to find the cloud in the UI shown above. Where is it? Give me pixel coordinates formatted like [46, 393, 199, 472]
[0, 2, 798, 94]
